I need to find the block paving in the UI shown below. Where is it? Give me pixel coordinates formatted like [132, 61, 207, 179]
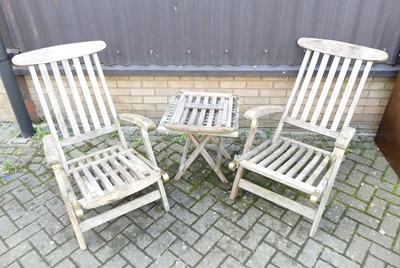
[0, 122, 399, 267]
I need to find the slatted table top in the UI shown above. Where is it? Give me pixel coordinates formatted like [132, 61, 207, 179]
[158, 92, 239, 137]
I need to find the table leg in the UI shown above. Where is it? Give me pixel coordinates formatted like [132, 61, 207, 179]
[174, 135, 210, 181]
[191, 135, 228, 183]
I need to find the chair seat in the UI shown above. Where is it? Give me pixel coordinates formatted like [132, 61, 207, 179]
[239, 138, 332, 196]
[66, 146, 160, 209]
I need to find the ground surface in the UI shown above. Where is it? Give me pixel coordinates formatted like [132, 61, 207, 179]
[0, 122, 399, 268]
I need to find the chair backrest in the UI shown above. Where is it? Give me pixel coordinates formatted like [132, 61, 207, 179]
[12, 41, 128, 170]
[273, 38, 388, 141]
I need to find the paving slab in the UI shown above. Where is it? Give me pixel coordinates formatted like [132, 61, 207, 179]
[0, 122, 399, 267]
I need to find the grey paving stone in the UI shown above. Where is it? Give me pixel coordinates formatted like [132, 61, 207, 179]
[324, 201, 347, 223]
[211, 201, 242, 222]
[215, 217, 246, 241]
[19, 250, 49, 268]
[356, 225, 393, 248]
[246, 242, 275, 268]
[169, 240, 202, 267]
[254, 198, 286, 219]
[314, 229, 347, 254]
[363, 254, 385, 268]
[336, 192, 367, 211]
[369, 243, 400, 267]
[345, 235, 371, 263]
[191, 210, 220, 234]
[3, 199, 26, 221]
[266, 231, 301, 258]
[346, 208, 380, 229]
[99, 216, 131, 241]
[196, 247, 227, 268]
[45, 239, 79, 266]
[0, 239, 8, 255]
[272, 252, 304, 268]
[169, 220, 200, 245]
[388, 204, 400, 216]
[383, 167, 399, 184]
[373, 156, 389, 172]
[240, 223, 269, 250]
[356, 183, 375, 202]
[122, 223, 153, 249]
[127, 209, 155, 229]
[367, 197, 387, 219]
[321, 247, 359, 268]
[190, 181, 214, 200]
[29, 230, 57, 256]
[170, 204, 197, 225]
[220, 256, 246, 268]
[280, 210, 301, 227]
[288, 220, 311, 246]
[95, 234, 130, 263]
[55, 258, 77, 268]
[194, 227, 223, 254]
[334, 217, 357, 242]
[0, 242, 32, 267]
[365, 176, 395, 192]
[190, 195, 217, 216]
[5, 222, 41, 248]
[148, 250, 178, 268]
[0, 215, 18, 239]
[335, 181, 357, 195]
[102, 254, 127, 268]
[259, 214, 291, 237]
[120, 243, 152, 268]
[217, 236, 251, 263]
[146, 213, 176, 238]
[237, 207, 263, 229]
[297, 239, 324, 267]
[314, 259, 334, 268]
[355, 164, 383, 179]
[380, 213, 400, 238]
[170, 189, 196, 209]
[145, 231, 176, 259]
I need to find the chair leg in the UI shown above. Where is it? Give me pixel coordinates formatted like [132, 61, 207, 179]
[64, 199, 87, 250]
[157, 179, 170, 212]
[309, 161, 341, 237]
[230, 166, 245, 200]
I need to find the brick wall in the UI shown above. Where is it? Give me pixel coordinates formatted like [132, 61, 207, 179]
[0, 75, 395, 132]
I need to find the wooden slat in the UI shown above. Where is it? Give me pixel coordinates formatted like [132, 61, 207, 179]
[343, 61, 373, 128]
[179, 95, 194, 124]
[280, 137, 332, 156]
[331, 59, 362, 130]
[215, 97, 225, 127]
[291, 51, 320, 118]
[305, 156, 330, 185]
[197, 96, 209, 126]
[241, 160, 317, 195]
[93, 154, 125, 187]
[277, 146, 307, 173]
[108, 157, 137, 183]
[206, 96, 218, 127]
[295, 153, 323, 181]
[258, 141, 291, 167]
[285, 117, 339, 138]
[221, 97, 230, 127]
[72, 57, 101, 129]
[241, 140, 272, 161]
[38, 64, 69, 137]
[301, 54, 330, 122]
[249, 140, 283, 163]
[239, 179, 316, 220]
[187, 95, 202, 125]
[91, 163, 115, 192]
[272, 49, 312, 142]
[310, 56, 341, 125]
[80, 164, 104, 196]
[170, 94, 186, 124]
[50, 62, 80, 136]
[320, 57, 351, 128]
[226, 96, 234, 128]
[286, 149, 314, 177]
[60, 125, 117, 147]
[124, 150, 155, 174]
[62, 59, 91, 132]
[69, 167, 93, 200]
[83, 55, 111, 127]
[266, 144, 299, 171]
[115, 154, 144, 178]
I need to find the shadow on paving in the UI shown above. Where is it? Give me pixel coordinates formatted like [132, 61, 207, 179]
[0, 122, 399, 268]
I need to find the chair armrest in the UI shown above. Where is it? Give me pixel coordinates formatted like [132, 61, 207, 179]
[119, 113, 156, 131]
[335, 127, 356, 150]
[244, 105, 284, 121]
[43, 135, 61, 166]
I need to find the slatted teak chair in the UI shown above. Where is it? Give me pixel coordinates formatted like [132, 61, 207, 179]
[12, 41, 170, 250]
[229, 38, 388, 236]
